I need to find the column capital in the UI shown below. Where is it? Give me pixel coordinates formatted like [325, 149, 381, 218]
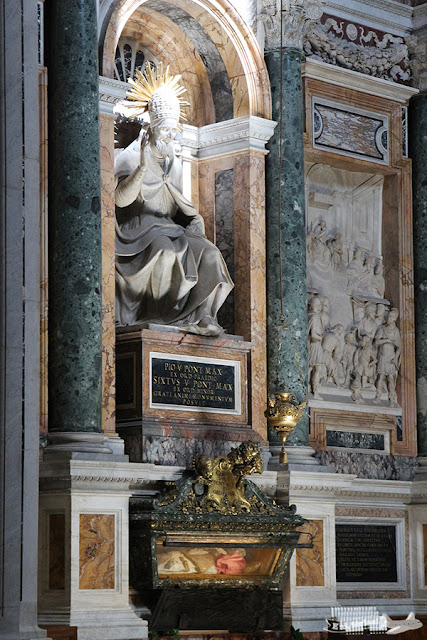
[262, 0, 323, 51]
[407, 28, 427, 92]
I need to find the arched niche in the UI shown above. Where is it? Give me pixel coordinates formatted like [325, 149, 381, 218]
[99, 0, 271, 119]
[98, 0, 274, 447]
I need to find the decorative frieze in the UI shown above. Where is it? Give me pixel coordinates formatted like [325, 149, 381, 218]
[304, 14, 411, 84]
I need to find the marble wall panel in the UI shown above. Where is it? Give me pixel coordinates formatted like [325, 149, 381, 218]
[49, 513, 65, 590]
[215, 169, 235, 334]
[233, 151, 267, 441]
[198, 151, 267, 440]
[79, 514, 115, 590]
[313, 100, 388, 164]
[296, 519, 325, 587]
[316, 450, 417, 480]
[100, 114, 117, 437]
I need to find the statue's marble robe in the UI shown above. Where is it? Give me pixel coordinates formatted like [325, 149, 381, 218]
[115, 137, 233, 331]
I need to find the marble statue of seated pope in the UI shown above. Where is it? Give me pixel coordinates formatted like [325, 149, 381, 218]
[115, 116, 233, 336]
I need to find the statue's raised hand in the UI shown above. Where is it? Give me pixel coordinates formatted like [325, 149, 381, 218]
[139, 131, 150, 169]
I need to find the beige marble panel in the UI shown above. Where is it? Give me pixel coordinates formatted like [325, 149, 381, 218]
[100, 114, 117, 438]
[234, 151, 267, 440]
[49, 513, 65, 590]
[296, 519, 324, 587]
[79, 514, 115, 590]
[198, 151, 267, 441]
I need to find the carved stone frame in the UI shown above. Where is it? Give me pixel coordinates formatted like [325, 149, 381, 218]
[303, 60, 417, 457]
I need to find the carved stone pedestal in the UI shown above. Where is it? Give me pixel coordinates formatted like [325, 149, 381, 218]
[38, 459, 148, 640]
[116, 326, 258, 466]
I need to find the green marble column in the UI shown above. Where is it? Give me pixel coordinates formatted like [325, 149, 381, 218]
[410, 91, 427, 457]
[265, 47, 309, 446]
[48, 0, 103, 436]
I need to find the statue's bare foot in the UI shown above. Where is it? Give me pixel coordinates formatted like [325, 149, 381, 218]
[198, 316, 224, 337]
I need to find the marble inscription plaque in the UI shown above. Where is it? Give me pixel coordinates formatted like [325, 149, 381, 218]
[336, 524, 397, 583]
[149, 352, 241, 414]
[326, 430, 385, 451]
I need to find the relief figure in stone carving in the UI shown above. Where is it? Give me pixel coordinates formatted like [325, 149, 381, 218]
[342, 329, 357, 387]
[320, 296, 330, 332]
[311, 220, 331, 264]
[326, 232, 343, 270]
[354, 335, 377, 388]
[346, 247, 365, 294]
[308, 297, 325, 399]
[356, 302, 378, 341]
[361, 253, 375, 290]
[321, 324, 344, 385]
[114, 64, 233, 335]
[371, 262, 385, 299]
[376, 303, 388, 329]
[374, 307, 401, 406]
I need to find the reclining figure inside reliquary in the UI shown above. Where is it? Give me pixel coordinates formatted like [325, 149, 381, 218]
[305, 163, 401, 411]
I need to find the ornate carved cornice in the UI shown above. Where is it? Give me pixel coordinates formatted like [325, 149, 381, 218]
[262, 0, 324, 51]
[99, 75, 128, 115]
[180, 116, 277, 158]
[304, 15, 411, 84]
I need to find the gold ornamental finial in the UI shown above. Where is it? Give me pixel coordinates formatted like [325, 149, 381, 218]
[122, 61, 190, 129]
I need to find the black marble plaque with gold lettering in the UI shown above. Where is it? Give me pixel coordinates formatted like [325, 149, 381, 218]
[150, 354, 239, 413]
[336, 524, 397, 583]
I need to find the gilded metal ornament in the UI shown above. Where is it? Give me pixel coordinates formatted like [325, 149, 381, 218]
[265, 392, 307, 463]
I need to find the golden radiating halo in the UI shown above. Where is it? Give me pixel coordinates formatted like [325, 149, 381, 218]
[122, 61, 190, 125]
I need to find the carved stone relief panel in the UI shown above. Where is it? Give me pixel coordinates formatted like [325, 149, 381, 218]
[306, 163, 401, 411]
[303, 14, 411, 85]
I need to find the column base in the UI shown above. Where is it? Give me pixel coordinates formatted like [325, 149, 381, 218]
[415, 456, 427, 479]
[40, 611, 147, 640]
[44, 432, 127, 461]
[269, 444, 332, 471]
[0, 630, 48, 640]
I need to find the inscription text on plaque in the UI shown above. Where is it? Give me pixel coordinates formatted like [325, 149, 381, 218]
[149, 352, 241, 415]
[336, 524, 398, 583]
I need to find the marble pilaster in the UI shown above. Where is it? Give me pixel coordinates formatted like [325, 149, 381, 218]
[265, 47, 309, 447]
[0, 0, 47, 638]
[47, 0, 104, 444]
[410, 91, 427, 462]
